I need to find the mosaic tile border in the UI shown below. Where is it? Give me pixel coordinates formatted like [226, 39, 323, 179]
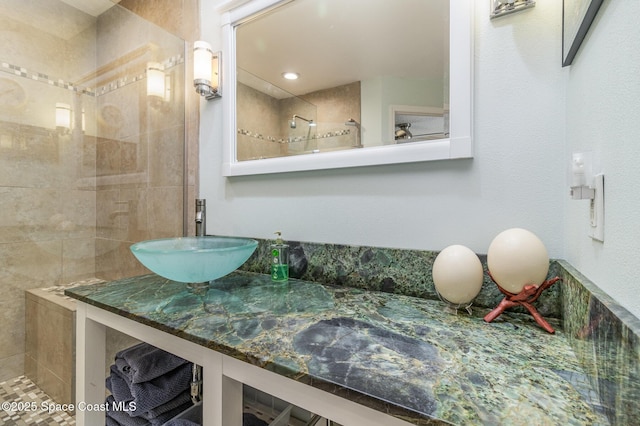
[94, 55, 184, 97]
[1, 55, 184, 98]
[238, 127, 352, 144]
[1, 62, 93, 96]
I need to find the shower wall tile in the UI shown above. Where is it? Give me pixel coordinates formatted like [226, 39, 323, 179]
[118, 0, 200, 41]
[301, 81, 361, 126]
[0, 187, 94, 244]
[0, 240, 62, 380]
[237, 83, 288, 161]
[3, 0, 193, 384]
[97, 83, 143, 142]
[96, 189, 120, 240]
[0, 1, 95, 82]
[0, 354, 23, 383]
[95, 238, 147, 281]
[62, 238, 96, 283]
[119, 187, 149, 242]
[147, 187, 184, 238]
[24, 290, 75, 405]
[148, 126, 185, 187]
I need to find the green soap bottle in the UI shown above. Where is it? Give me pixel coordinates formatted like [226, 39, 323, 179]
[270, 231, 289, 282]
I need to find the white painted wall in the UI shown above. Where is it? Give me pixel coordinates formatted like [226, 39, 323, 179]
[564, 0, 640, 318]
[200, 0, 566, 256]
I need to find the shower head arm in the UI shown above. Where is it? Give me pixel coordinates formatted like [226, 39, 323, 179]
[292, 114, 313, 124]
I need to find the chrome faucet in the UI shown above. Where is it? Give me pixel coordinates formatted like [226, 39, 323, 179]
[195, 199, 206, 236]
[192, 198, 207, 402]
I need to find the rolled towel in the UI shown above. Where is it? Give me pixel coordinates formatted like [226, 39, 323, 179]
[148, 401, 194, 426]
[243, 412, 269, 426]
[106, 415, 124, 426]
[139, 390, 192, 420]
[115, 343, 188, 384]
[107, 364, 133, 404]
[106, 399, 148, 426]
[108, 362, 193, 414]
[106, 395, 192, 426]
[163, 420, 200, 426]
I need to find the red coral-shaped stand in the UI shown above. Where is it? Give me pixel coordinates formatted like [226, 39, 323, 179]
[483, 272, 561, 334]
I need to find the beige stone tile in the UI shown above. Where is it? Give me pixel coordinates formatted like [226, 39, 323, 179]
[118, 187, 149, 242]
[0, 241, 62, 289]
[23, 288, 78, 404]
[0, 240, 61, 362]
[24, 353, 38, 382]
[96, 189, 122, 239]
[35, 362, 71, 405]
[96, 239, 147, 281]
[24, 294, 39, 362]
[0, 353, 24, 382]
[97, 82, 142, 142]
[62, 237, 97, 282]
[147, 186, 183, 238]
[148, 126, 185, 188]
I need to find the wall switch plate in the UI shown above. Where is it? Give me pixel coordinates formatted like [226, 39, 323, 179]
[589, 173, 604, 242]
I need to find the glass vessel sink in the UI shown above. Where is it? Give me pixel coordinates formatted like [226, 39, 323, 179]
[130, 236, 258, 283]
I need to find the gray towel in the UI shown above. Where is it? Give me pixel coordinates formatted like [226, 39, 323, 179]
[115, 343, 188, 384]
[106, 395, 192, 426]
[243, 412, 269, 426]
[105, 396, 148, 426]
[163, 420, 200, 426]
[106, 415, 123, 426]
[106, 365, 193, 420]
[140, 390, 192, 420]
[107, 362, 193, 414]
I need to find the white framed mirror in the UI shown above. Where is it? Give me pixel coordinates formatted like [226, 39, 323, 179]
[221, 0, 473, 176]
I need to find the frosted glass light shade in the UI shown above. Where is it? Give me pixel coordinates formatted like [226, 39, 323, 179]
[55, 103, 71, 130]
[194, 41, 214, 84]
[433, 245, 484, 305]
[487, 228, 549, 293]
[147, 62, 166, 98]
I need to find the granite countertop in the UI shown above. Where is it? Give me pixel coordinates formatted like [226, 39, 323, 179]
[65, 271, 608, 426]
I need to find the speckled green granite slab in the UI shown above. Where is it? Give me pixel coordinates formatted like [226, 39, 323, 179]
[66, 271, 606, 426]
[239, 239, 562, 319]
[559, 261, 640, 426]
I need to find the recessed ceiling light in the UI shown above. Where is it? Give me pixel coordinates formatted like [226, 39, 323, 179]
[282, 72, 299, 80]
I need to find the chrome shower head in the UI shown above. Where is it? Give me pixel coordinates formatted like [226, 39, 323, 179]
[344, 118, 360, 127]
[291, 114, 315, 128]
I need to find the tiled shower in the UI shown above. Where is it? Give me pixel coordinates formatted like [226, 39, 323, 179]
[0, 0, 199, 401]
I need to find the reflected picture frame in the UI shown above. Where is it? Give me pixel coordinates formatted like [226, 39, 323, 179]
[562, 0, 604, 66]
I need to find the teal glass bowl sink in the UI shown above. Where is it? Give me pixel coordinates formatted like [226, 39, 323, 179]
[130, 236, 258, 283]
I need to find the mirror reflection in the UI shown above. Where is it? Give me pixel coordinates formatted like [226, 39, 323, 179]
[235, 0, 449, 161]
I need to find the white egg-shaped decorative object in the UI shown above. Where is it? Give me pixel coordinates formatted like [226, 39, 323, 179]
[487, 228, 549, 294]
[433, 245, 484, 305]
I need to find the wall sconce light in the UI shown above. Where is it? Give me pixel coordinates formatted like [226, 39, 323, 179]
[147, 62, 171, 102]
[490, 0, 535, 19]
[55, 102, 71, 133]
[193, 41, 221, 100]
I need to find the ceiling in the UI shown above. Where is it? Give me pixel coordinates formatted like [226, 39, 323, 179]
[0, 0, 121, 40]
[59, 0, 121, 17]
[236, 0, 449, 97]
